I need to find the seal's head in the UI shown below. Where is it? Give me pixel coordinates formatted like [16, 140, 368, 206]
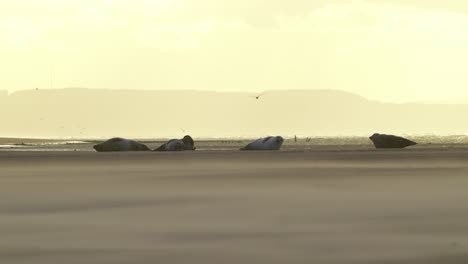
[369, 133, 380, 140]
[93, 144, 103, 152]
[275, 136, 284, 144]
[93, 137, 125, 152]
[182, 135, 195, 150]
[272, 136, 284, 150]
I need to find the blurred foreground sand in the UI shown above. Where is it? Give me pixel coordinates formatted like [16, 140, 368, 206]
[1, 149, 468, 263]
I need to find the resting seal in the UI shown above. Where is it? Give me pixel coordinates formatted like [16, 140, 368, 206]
[369, 133, 417, 149]
[240, 136, 284, 151]
[154, 135, 196, 151]
[93, 138, 151, 152]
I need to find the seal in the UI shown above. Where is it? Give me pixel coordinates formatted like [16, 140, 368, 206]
[154, 135, 196, 151]
[181, 135, 196, 150]
[240, 136, 284, 151]
[369, 133, 417, 149]
[93, 138, 151, 152]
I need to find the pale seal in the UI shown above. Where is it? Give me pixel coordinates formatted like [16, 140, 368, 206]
[240, 136, 284, 151]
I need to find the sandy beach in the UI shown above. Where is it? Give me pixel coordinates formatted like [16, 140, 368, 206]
[0, 147, 467, 263]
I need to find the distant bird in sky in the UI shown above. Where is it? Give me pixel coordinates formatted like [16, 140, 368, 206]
[251, 92, 266, 100]
[180, 128, 186, 133]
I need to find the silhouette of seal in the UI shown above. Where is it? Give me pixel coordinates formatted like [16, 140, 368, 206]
[240, 136, 284, 151]
[369, 133, 417, 149]
[93, 138, 150, 152]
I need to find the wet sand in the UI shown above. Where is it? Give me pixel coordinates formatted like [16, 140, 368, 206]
[1, 149, 468, 263]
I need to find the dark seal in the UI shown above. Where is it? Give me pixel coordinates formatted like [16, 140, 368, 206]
[369, 133, 417, 149]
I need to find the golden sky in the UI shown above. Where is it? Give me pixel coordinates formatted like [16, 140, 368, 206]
[1, 0, 468, 102]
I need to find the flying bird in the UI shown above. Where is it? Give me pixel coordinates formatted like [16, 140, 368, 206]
[251, 92, 266, 100]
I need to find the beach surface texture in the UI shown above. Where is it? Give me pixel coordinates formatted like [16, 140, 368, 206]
[1, 143, 468, 263]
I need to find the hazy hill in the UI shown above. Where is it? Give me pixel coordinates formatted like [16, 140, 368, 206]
[1, 88, 468, 138]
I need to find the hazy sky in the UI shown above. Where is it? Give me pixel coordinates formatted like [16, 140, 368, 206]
[2, 0, 468, 102]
